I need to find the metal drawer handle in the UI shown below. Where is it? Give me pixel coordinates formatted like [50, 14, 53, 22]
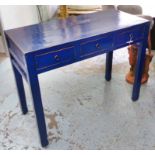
[54, 55, 60, 61]
[127, 34, 134, 44]
[96, 43, 102, 49]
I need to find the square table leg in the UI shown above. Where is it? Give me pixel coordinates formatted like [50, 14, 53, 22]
[11, 62, 28, 114]
[132, 41, 147, 101]
[26, 56, 49, 147]
[105, 51, 113, 81]
[131, 23, 150, 101]
[27, 73, 49, 147]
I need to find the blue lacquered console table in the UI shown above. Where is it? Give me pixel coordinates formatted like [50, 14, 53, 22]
[5, 10, 150, 147]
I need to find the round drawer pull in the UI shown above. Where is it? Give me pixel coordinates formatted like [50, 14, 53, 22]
[54, 55, 60, 61]
[96, 43, 101, 49]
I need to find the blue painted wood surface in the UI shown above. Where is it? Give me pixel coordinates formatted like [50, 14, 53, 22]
[105, 51, 113, 81]
[5, 10, 150, 147]
[6, 10, 148, 53]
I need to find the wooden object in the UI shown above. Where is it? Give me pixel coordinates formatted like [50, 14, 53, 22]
[59, 5, 68, 18]
[5, 10, 150, 147]
[126, 32, 153, 84]
[59, 5, 102, 17]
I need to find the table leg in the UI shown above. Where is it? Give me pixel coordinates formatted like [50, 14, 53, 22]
[28, 73, 48, 147]
[12, 63, 28, 114]
[105, 51, 113, 81]
[132, 41, 147, 101]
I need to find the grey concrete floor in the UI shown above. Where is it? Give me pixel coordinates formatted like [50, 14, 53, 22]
[0, 48, 155, 150]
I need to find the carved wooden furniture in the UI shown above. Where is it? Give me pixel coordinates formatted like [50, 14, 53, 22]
[117, 5, 154, 84]
[59, 5, 68, 18]
[59, 5, 103, 18]
[5, 10, 150, 147]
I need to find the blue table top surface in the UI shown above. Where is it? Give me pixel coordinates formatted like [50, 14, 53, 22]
[5, 10, 148, 54]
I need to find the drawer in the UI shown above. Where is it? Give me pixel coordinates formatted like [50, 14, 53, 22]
[80, 36, 113, 57]
[35, 46, 75, 70]
[116, 26, 145, 46]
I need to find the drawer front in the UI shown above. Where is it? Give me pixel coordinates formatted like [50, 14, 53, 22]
[116, 26, 145, 47]
[80, 36, 113, 57]
[35, 46, 75, 70]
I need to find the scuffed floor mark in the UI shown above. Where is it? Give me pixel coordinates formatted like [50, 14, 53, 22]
[45, 111, 64, 144]
[4, 127, 9, 139]
[77, 98, 83, 106]
[0, 96, 5, 103]
[46, 112, 58, 129]
[2, 111, 18, 140]
[0, 110, 19, 149]
[77, 95, 92, 106]
[8, 111, 17, 120]
[48, 131, 61, 143]
[66, 139, 85, 150]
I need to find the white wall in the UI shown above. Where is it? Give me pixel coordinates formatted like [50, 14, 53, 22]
[0, 5, 40, 53]
[0, 5, 40, 30]
[0, 5, 60, 54]
[38, 5, 58, 22]
[141, 5, 155, 17]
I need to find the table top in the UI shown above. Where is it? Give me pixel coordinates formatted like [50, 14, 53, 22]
[5, 10, 149, 54]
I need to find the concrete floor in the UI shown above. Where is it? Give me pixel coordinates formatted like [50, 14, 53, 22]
[0, 48, 155, 149]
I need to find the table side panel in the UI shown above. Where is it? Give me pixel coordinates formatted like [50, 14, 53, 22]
[6, 35, 27, 80]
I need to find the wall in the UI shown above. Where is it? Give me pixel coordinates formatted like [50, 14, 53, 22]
[141, 5, 155, 17]
[0, 5, 40, 53]
[0, 5, 40, 30]
[38, 5, 58, 22]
